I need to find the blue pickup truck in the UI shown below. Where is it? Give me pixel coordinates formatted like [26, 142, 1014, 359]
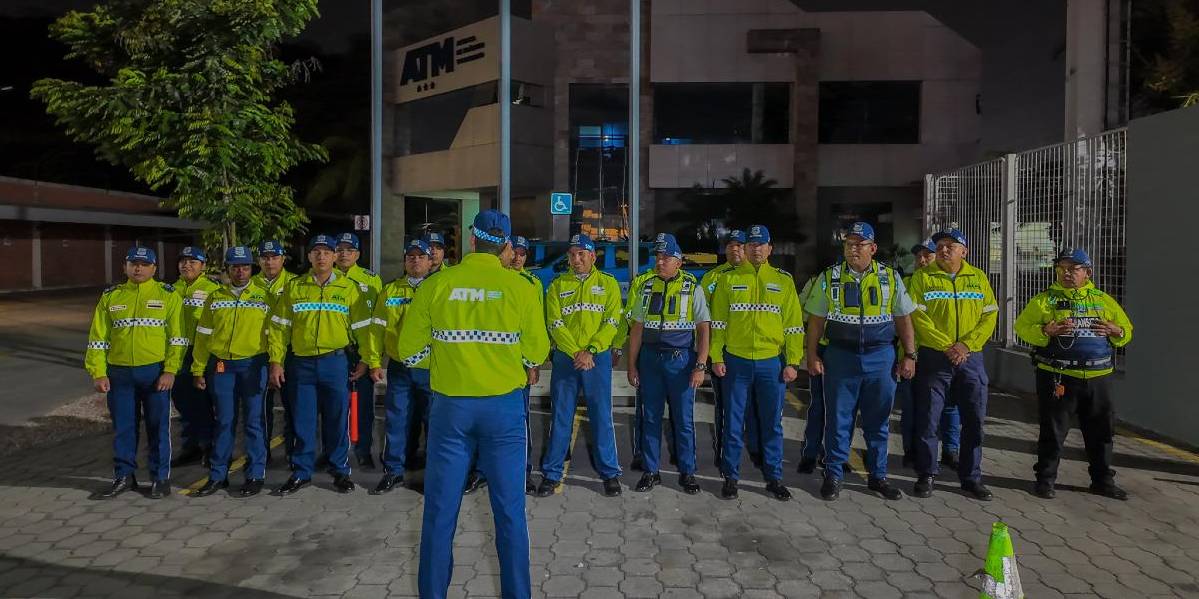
[526, 241, 707, 300]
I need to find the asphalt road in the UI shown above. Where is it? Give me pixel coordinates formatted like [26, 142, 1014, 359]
[0, 287, 101, 425]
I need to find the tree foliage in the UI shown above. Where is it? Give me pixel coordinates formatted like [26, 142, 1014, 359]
[31, 0, 329, 251]
[1133, 0, 1199, 116]
[663, 168, 803, 251]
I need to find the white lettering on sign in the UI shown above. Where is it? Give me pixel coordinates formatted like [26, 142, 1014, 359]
[395, 17, 499, 103]
[449, 288, 486, 302]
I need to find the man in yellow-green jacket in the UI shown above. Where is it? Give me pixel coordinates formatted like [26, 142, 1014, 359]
[709, 224, 805, 501]
[907, 229, 998, 501]
[268, 234, 372, 495]
[252, 239, 296, 464]
[85, 246, 186, 500]
[361, 239, 435, 495]
[171, 246, 223, 468]
[189, 246, 273, 498]
[395, 210, 549, 599]
[536, 233, 626, 498]
[1016, 248, 1133, 501]
[334, 232, 385, 469]
[700, 229, 753, 469]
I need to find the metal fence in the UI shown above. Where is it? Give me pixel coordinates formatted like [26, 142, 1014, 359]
[923, 128, 1128, 350]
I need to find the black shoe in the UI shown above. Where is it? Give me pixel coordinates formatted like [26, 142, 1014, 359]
[332, 474, 356, 494]
[941, 450, 960, 470]
[148, 480, 170, 499]
[868, 477, 903, 500]
[720, 477, 738, 500]
[679, 474, 700, 495]
[749, 452, 764, 468]
[94, 475, 137, 500]
[913, 475, 935, 498]
[796, 457, 818, 474]
[1090, 482, 1128, 501]
[630, 456, 645, 472]
[356, 453, 377, 470]
[962, 480, 993, 501]
[820, 476, 841, 501]
[463, 472, 487, 495]
[525, 473, 538, 495]
[192, 478, 228, 498]
[170, 446, 204, 467]
[535, 478, 560, 497]
[372, 473, 403, 495]
[765, 479, 792, 501]
[1033, 479, 1056, 499]
[602, 477, 622, 497]
[276, 475, 311, 496]
[635, 472, 661, 492]
[239, 479, 264, 497]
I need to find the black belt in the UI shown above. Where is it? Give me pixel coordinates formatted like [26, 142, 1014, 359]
[1032, 354, 1112, 370]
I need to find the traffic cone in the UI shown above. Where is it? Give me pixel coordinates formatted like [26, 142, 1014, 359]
[979, 522, 1024, 599]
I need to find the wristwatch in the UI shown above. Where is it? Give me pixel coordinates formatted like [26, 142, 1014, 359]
[585, 344, 598, 354]
[904, 351, 918, 361]
[694, 362, 708, 372]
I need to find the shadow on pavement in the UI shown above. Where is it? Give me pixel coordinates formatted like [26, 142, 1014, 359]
[0, 555, 299, 598]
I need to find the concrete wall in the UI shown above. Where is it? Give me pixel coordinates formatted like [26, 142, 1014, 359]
[1121, 105, 1199, 445]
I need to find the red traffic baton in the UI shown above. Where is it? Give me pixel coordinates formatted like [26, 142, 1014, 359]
[350, 390, 359, 443]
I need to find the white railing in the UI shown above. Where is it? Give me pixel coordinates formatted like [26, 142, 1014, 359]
[924, 128, 1128, 350]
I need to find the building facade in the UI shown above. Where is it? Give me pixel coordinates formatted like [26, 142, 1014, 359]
[378, 0, 981, 279]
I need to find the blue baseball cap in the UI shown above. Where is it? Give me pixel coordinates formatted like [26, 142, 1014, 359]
[512, 235, 530, 251]
[847, 221, 876, 242]
[569, 233, 596, 252]
[747, 225, 771, 244]
[258, 240, 285, 256]
[1054, 247, 1092, 267]
[125, 246, 157, 265]
[932, 229, 968, 248]
[336, 232, 360, 250]
[472, 209, 511, 244]
[405, 239, 432, 256]
[654, 233, 684, 260]
[423, 232, 446, 247]
[725, 230, 747, 245]
[178, 246, 207, 262]
[224, 246, 254, 266]
[308, 234, 337, 251]
[911, 238, 936, 255]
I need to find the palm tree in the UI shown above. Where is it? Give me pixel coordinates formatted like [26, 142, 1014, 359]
[662, 168, 803, 251]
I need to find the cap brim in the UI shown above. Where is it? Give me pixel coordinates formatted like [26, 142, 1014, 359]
[128, 259, 155, 264]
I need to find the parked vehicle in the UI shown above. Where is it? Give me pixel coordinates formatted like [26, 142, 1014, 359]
[526, 241, 707, 299]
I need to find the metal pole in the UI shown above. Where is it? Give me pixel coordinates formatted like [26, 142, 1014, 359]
[500, 0, 511, 214]
[369, 0, 383, 270]
[628, 0, 640, 282]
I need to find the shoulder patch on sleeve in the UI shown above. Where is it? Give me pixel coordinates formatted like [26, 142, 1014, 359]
[774, 267, 791, 278]
[160, 282, 175, 293]
[363, 268, 377, 277]
[103, 284, 120, 294]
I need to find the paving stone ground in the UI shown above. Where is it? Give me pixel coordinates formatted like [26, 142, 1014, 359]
[1, 385, 1198, 598]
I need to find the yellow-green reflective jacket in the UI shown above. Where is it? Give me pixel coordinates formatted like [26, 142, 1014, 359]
[85, 280, 186, 378]
[191, 282, 273, 374]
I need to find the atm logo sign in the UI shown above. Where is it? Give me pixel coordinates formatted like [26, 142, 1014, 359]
[400, 36, 486, 92]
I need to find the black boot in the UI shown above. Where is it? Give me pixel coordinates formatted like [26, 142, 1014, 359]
[463, 472, 487, 495]
[634, 472, 661, 492]
[961, 480, 993, 501]
[796, 457, 818, 474]
[602, 477, 622, 497]
[534, 478, 560, 497]
[679, 474, 700, 495]
[1033, 479, 1055, 499]
[1089, 482, 1128, 501]
[720, 477, 738, 500]
[191, 478, 228, 498]
[764, 479, 792, 501]
[913, 475, 935, 498]
[867, 477, 903, 500]
[820, 476, 841, 501]
[276, 475, 311, 496]
[372, 473, 403, 495]
[239, 479, 264, 497]
[148, 480, 170, 499]
[332, 473, 356, 494]
[94, 475, 137, 500]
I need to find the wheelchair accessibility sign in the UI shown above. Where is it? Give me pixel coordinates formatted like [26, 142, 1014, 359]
[550, 192, 573, 215]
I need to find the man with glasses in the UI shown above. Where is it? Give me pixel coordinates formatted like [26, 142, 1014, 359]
[906, 229, 998, 501]
[335, 232, 383, 469]
[804, 222, 917, 501]
[1015, 248, 1133, 500]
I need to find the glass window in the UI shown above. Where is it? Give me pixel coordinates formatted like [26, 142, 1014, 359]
[653, 83, 790, 145]
[818, 81, 921, 144]
[568, 84, 629, 236]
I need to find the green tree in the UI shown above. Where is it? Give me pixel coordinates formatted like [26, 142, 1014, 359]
[664, 168, 803, 251]
[1133, 0, 1199, 116]
[31, 0, 328, 252]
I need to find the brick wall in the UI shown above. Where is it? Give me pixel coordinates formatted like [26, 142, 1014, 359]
[0, 221, 33, 290]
